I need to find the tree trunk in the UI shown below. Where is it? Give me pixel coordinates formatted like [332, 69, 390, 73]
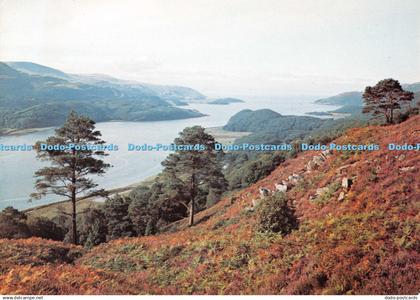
[188, 173, 195, 227]
[71, 188, 77, 244]
[188, 197, 195, 227]
[71, 148, 77, 244]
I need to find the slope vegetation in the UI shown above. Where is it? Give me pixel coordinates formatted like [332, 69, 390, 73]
[0, 116, 419, 295]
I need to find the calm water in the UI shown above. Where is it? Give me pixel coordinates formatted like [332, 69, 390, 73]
[0, 96, 337, 209]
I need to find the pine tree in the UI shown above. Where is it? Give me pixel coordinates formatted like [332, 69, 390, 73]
[161, 126, 227, 226]
[128, 185, 154, 236]
[31, 111, 110, 244]
[103, 195, 135, 240]
[363, 79, 414, 124]
[77, 208, 107, 248]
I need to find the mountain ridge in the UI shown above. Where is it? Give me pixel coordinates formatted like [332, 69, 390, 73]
[0, 62, 206, 132]
[5, 61, 207, 102]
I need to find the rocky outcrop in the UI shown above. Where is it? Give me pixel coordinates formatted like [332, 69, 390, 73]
[306, 150, 333, 172]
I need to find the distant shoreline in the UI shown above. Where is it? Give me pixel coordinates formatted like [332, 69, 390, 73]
[305, 112, 351, 119]
[24, 176, 157, 218]
[0, 127, 54, 137]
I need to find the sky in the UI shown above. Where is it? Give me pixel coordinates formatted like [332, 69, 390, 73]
[0, 0, 419, 97]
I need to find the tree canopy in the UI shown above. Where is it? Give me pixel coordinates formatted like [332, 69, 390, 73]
[362, 79, 414, 124]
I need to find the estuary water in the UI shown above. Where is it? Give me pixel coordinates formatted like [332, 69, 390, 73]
[0, 96, 337, 209]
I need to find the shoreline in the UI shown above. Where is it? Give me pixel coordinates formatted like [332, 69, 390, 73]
[305, 112, 351, 119]
[0, 113, 210, 138]
[24, 176, 157, 218]
[0, 127, 54, 137]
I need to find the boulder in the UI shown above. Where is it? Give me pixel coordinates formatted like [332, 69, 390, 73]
[338, 191, 345, 201]
[400, 166, 416, 172]
[341, 177, 353, 190]
[290, 173, 303, 184]
[275, 183, 288, 193]
[292, 173, 303, 184]
[306, 160, 317, 172]
[259, 187, 271, 199]
[307, 155, 325, 172]
[321, 149, 333, 159]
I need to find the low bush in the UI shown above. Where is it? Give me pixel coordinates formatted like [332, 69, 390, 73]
[256, 192, 298, 235]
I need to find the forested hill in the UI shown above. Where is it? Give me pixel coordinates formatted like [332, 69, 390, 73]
[0, 115, 418, 295]
[221, 108, 349, 144]
[223, 109, 328, 132]
[315, 82, 420, 106]
[0, 62, 206, 130]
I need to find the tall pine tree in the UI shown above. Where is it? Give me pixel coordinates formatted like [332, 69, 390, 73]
[31, 111, 110, 244]
[363, 79, 414, 124]
[161, 126, 227, 226]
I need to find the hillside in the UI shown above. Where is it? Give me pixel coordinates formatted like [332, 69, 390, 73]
[0, 62, 205, 131]
[5, 61, 207, 102]
[315, 83, 420, 107]
[222, 109, 342, 144]
[0, 116, 419, 295]
[315, 91, 363, 106]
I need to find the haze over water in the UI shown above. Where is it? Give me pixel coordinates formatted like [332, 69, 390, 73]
[0, 96, 337, 210]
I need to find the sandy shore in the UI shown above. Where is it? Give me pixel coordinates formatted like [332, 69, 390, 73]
[205, 126, 251, 144]
[25, 176, 156, 219]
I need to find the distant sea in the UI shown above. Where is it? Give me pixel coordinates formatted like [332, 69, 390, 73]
[0, 95, 338, 210]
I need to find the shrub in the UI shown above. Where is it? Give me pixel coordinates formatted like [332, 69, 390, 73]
[0, 207, 30, 239]
[27, 217, 65, 241]
[256, 192, 298, 235]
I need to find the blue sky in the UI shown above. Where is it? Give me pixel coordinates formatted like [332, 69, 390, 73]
[0, 0, 419, 96]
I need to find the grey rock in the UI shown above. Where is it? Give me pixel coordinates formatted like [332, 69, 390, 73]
[341, 177, 353, 190]
[275, 183, 288, 193]
[259, 187, 271, 198]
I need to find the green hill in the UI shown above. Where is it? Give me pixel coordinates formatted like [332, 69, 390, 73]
[315, 91, 363, 106]
[0, 62, 205, 130]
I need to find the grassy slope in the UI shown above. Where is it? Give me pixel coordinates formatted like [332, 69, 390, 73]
[0, 116, 419, 295]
